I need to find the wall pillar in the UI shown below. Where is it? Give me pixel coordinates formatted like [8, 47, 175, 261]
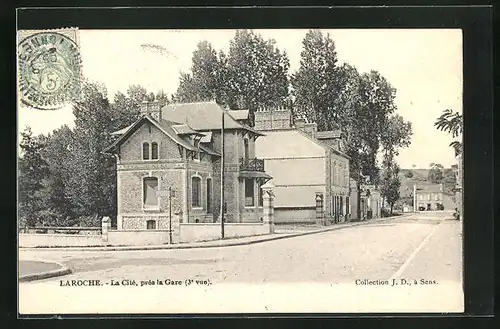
[413, 184, 417, 212]
[172, 209, 182, 243]
[101, 216, 110, 243]
[261, 181, 275, 234]
[315, 192, 325, 225]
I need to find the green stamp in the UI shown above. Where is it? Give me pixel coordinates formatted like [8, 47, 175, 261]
[18, 30, 82, 110]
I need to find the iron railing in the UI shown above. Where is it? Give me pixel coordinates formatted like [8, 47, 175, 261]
[239, 157, 265, 172]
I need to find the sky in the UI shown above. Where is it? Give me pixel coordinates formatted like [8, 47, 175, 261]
[17, 29, 463, 169]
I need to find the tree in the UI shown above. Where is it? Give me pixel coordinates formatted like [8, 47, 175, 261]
[175, 41, 226, 103]
[175, 31, 291, 125]
[428, 163, 444, 184]
[380, 160, 401, 215]
[434, 109, 463, 156]
[66, 82, 118, 225]
[225, 30, 290, 123]
[292, 29, 341, 130]
[404, 170, 414, 178]
[18, 126, 49, 227]
[38, 125, 78, 226]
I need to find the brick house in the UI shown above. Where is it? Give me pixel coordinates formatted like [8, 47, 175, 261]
[254, 106, 351, 224]
[105, 101, 271, 231]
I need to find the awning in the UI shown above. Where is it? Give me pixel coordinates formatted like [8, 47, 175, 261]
[239, 171, 272, 180]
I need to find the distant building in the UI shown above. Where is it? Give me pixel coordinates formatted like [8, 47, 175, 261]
[105, 101, 271, 231]
[254, 106, 350, 224]
[415, 183, 455, 211]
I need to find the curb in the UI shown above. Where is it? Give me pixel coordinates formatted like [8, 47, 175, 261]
[20, 214, 411, 252]
[19, 260, 72, 282]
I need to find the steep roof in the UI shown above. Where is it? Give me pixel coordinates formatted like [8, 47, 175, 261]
[161, 101, 262, 135]
[105, 115, 216, 154]
[171, 122, 204, 136]
[228, 109, 249, 121]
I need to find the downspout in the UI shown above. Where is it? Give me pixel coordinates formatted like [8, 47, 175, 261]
[184, 148, 189, 223]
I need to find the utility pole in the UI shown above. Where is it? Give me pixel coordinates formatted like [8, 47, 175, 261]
[220, 108, 225, 239]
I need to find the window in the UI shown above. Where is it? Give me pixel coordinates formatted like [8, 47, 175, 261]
[146, 220, 156, 230]
[191, 177, 201, 207]
[435, 194, 439, 201]
[151, 142, 159, 160]
[142, 142, 150, 160]
[143, 177, 158, 208]
[427, 194, 431, 201]
[206, 178, 212, 212]
[245, 178, 254, 206]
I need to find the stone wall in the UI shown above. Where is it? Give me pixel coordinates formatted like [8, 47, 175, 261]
[179, 223, 271, 243]
[274, 208, 316, 224]
[107, 230, 173, 246]
[19, 234, 103, 247]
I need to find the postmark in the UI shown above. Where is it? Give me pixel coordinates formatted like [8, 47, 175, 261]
[17, 29, 82, 110]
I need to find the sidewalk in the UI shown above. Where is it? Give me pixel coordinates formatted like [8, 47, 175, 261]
[20, 214, 410, 252]
[19, 260, 71, 282]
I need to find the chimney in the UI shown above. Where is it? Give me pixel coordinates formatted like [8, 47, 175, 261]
[254, 105, 292, 131]
[303, 122, 317, 139]
[294, 117, 306, 130]
[140, 100, 162, 121]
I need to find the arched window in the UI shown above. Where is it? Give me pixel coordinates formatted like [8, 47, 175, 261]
[143, 177, 158, 208]
[191, 176, 201, 207]
[151, 142, 159, 160]
[142, 142, 150, 160]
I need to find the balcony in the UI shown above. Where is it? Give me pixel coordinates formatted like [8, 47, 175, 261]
[239, 157, 265, 172]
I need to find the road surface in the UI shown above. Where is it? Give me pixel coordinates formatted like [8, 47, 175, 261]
[19, 211, 462, 285]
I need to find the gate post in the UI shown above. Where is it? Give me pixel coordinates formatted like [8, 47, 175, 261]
[315, 193, 325, 225]
[261, 181, 275, 234]
[101, 216, 110, 243]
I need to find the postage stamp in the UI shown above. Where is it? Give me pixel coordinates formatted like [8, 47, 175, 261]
[17, 29, 82, 110]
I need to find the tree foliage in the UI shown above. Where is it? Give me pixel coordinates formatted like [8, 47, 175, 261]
[380, 155, 401, 215]
[175, 41, 226, 103]
[19, 82, 158, 227]
[18, 127, 50, 227]
[434, 109, 463, 155]
[428, 163, 444, 184]
[174, 31, 290, 125]
[291, 30, 341, 128]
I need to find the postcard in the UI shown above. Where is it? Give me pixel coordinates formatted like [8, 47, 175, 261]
[17, 25, 464, 314]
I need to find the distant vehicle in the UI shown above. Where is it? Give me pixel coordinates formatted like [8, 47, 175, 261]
[418, 206, 426, 211]
[453, 208, 461, 220]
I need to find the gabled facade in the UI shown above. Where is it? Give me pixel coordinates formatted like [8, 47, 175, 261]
[254, 106, 351, 224]
[105, 101, 271, 231]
